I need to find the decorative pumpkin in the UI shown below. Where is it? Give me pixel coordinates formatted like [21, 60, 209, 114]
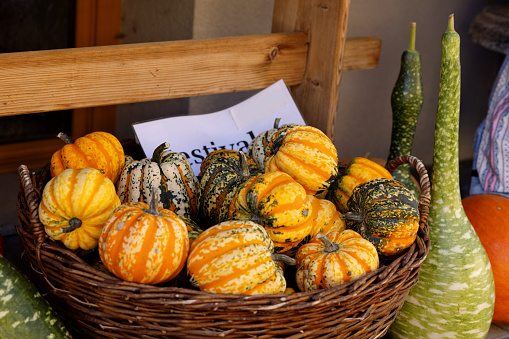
[326, 157, 393, 213]
[246, 118, 298, 171]
[343, 178, 420, 257]
[187, 220, 291, 294]
[179, 215, 203, 247]
[39, 167, 120, 250]
[276, 195, 346, 256]
[264, 125, 338, 195]
[295, 229, 379, 292]
[462, 193, 509, 323]
[116, 142, 199, 220]
[232, 171, 313, 249]
[199, 149, 261, 178]
[99, 192, 189, 285]
[198, 152, 253, 227]
[50, 131, 125, 183]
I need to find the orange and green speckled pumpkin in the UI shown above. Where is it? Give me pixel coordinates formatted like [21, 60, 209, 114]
[344, 178, 420, 257]
[264, 125, 338, 196]
[295, 229, 379, 292]
[39, 167, 120, 251]
[232, 171, 313, 248]
[187, 220, 288, 295]
[99, 194, 189, 285]
[117, 142, 199, 220]
[50, 131, 125, 184]
[199, 149, 261, 178]
[326, 157, 393, 213]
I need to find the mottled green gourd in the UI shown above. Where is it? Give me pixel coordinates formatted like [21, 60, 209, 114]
[388, 22, 423, 200]
[0, 255, 71, 338]
[389, 15, 495, 338]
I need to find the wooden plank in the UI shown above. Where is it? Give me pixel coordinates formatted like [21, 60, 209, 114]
[0, 139, 62, 173]
[0, 32, 308, 117]
[343, 36, 381, 71]
[272, 0, 352, 140]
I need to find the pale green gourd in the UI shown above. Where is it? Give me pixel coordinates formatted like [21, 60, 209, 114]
[389, 15, 495, 338]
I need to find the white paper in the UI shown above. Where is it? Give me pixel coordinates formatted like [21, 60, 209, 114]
[132, 79, 306, 174]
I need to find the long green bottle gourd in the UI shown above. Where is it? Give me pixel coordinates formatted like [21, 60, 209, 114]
[388, 15, 495, 338]
[388, 22, 423, 200]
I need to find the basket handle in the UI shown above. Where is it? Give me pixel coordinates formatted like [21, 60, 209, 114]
[18, 165, 46, 247]
[385, 155, 431, 228]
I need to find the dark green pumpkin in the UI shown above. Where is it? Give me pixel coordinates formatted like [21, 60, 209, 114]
[343, 178, 420, 257]
[198, 152, 253, 227]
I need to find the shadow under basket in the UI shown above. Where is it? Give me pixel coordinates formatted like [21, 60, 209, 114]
[16, 155, 431, 339]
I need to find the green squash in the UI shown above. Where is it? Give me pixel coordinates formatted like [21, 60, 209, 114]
[0, 254, 71, 338]
[116, 142, 199, 220]
[388, 15, 495, 338]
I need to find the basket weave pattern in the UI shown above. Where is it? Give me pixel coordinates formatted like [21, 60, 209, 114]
[16, 155, 430, 339]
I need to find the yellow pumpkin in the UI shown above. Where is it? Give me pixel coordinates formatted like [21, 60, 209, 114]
[295, 229, 379, 292]
[50, 131, 125, 183]
[187, 220, 288, 295]
[264, 125, 338, 195]
[38, 167, 120, 250]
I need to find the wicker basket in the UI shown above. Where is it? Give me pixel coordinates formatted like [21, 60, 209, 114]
[16, 154, 430, 339]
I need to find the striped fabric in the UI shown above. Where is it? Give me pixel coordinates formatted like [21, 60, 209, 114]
[471, 54, 509, 197]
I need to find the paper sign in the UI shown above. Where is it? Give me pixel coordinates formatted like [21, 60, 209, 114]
[132, 79, 306, 174]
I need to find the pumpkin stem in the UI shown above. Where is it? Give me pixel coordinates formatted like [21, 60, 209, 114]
[272, 253, 296, 266]
[239, 152, 251, 177]
[316, 233, 339, 253]
[273, 117, 281, 129]
[61, 218, 82, 233]
[144, 187, 162, 216]
[342, 212, 364, 223]
[152, 142, 171, 163]
[57, 132, 74, 144]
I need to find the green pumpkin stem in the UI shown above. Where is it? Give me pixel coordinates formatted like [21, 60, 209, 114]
[239, 152, 251, 177]
[61, 218, 82, 233]
[342, 212, 364, 223]
[316, 233, 339, 253]
[271, 253, 296, 266]
[273, 117, 281, 129]
[57, 132, 74, 144]
[151, 142, 171, 163]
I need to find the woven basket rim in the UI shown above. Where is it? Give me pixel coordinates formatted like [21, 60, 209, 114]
[15, 154, 431, 338]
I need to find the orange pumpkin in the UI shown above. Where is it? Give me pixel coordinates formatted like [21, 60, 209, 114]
[50, 131, 125, 183]
[462, 193, 509, 323]
[99, 194, 189, 285]
[295, 229, 379, 292]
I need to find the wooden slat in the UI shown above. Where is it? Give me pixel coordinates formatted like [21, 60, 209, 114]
[0, 139, 63, 173]
[0, 32, 380, 119]
[272, 0, 352, 140]
[0, 32, 308, 117]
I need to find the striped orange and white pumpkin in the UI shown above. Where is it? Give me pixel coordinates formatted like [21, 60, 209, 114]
[187, 220, 287, 295]
[295, 229, 379, 292]
[99, 194, 189, 285]
[39, 167, 120, 251]
[264, 125, 338, 196]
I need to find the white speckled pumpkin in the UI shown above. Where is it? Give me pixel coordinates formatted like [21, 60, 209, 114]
[39, 167, 120, 251]
[99, 193, 189, 285]
[187, 220, 287, 294]
[116, 142, 199, 220]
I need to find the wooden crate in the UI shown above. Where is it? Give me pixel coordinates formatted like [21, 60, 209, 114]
[0, 0, 380, 170]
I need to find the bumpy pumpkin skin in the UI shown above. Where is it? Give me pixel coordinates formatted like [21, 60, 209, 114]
[462, 194, 509, 323]
[264, 125, 338, 196]
[345, 178, 420, 257]
[99, 201, 189, 285]
[116, 142, 199, 220]
[187, 220, 286, 295]
[50, 131, 125, 183]
[39, 168, 120, 250]
[295, 230, 379, 292]
[233, 171, 313, 247]
[199, 149, 261, 178]
[326, 157, 393, 213]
